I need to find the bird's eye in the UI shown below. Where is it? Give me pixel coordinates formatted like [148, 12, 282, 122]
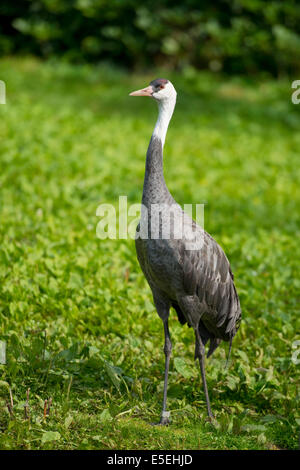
[160, 85, 164, 90]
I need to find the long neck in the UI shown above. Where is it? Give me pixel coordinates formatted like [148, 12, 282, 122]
[142, 97, 176, 206]
[153, 96, 176, 147]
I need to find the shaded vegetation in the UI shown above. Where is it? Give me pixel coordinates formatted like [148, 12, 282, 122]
[1, 1, 300, 75]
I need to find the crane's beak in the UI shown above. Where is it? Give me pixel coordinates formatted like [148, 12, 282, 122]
[129, 85, 153, 97]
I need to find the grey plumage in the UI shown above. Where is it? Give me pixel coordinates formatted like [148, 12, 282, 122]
[132, 81, 241, 422]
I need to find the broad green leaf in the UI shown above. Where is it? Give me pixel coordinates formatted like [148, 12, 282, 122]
[99, 409, 112, 422]
[104, 360, 121, 390]
[174, 357, 194, 379]
[41, 431, 61, 444]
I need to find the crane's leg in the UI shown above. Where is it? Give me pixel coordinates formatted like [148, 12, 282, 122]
[153, 295, 172, 425]
[159, 318, 172, 425]
[194, 327, 214, 419]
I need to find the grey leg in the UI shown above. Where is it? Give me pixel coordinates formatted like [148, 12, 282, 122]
[194, 328, 214, 419]
[159, 319, 172, 425]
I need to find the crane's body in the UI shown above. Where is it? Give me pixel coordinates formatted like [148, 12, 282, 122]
[130, 79, 241, 423]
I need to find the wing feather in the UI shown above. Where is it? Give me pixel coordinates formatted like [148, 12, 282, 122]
[181, 230, 241, 341]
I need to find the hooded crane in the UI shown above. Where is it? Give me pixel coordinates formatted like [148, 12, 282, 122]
[130, 79, 241, 423]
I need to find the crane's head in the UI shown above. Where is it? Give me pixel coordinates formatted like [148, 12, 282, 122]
[129, 78, 176, 103]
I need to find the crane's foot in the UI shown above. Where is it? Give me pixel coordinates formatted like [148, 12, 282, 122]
[151, 412, 170, 426]
[152, 419, 170, 426]
[159, 415, 170, 426]
[207, 415, 218, 429]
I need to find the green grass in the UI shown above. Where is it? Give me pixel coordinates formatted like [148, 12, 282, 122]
[0, 57, 299, 450]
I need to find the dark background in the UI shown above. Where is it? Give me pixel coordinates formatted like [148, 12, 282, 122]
[1, 0, 300, 76]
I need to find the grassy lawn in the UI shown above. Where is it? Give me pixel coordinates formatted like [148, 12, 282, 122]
[0, 57, 299, 450]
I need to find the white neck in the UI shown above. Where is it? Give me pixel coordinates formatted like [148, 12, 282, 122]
[152, 96, 176, 148]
